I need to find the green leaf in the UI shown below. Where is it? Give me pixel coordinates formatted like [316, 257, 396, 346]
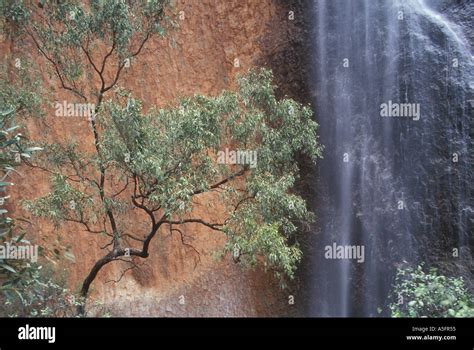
[0, 264, 17, 274]
[64, 251, 76, 263]
[24, 147, 44, 152]
[15, 231, 27, 243]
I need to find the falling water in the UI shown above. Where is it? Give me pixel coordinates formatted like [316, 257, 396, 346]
[309, 0, 473, 316]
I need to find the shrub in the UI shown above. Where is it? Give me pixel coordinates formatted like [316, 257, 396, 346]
[390, 265, 474, 317]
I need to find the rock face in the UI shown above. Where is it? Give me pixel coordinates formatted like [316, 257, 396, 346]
[303, 0, 473, 316]
[2, 0, 305, 316]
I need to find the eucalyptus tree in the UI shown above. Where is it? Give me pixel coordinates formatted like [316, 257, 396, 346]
[7, 0, 322, 314]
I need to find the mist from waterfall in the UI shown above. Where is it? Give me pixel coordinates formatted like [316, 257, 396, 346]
[309, 0, 473, 317]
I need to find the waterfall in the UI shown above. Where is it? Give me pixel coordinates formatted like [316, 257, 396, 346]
[309, 0, 473, 317]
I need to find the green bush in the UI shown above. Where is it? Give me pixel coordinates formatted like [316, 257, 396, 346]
[0, 103, 53, 317]
[0, 105, 38, 277]
[0, 99, 78, 317]
[1, 265, 81, 317]
[390, 265, 474, 318]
